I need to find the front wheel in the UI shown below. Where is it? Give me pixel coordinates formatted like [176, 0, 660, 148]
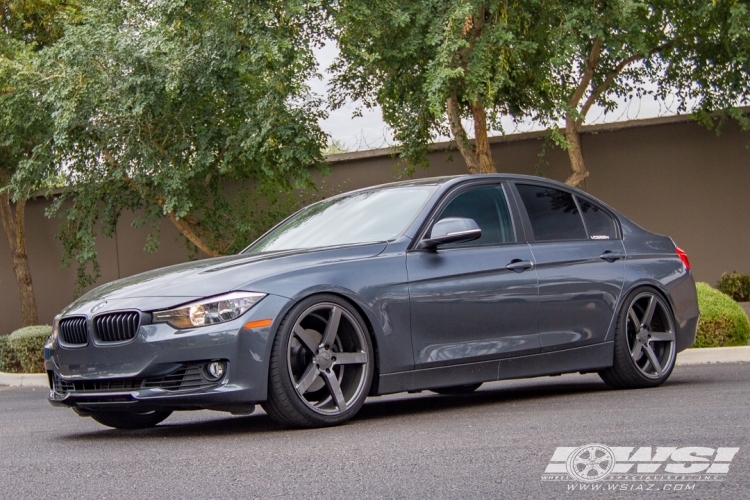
[262, 295, 374, 428]
[599, 287, 677, 389]
[90, 410, 173, 429]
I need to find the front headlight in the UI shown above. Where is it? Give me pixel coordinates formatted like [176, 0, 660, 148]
[45, 317, 60, 348]
[153, 292, 266, 329]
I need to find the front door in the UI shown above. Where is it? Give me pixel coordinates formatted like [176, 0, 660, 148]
[407, 184, 539, 368]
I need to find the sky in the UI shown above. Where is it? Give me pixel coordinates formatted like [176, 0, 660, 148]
[308, 43, 689, 153]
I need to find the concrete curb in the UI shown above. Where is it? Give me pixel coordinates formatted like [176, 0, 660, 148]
[675, 345, 750, 366]
[1, 346, 748, 388]
[0, 372, 48, 388]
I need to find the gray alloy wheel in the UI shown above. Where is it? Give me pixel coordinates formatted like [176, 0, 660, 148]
[599, 287, 677, 389]
[262, 294, 374, 428]
[90, 410, 173, 429]
[430, 383, 482, 395]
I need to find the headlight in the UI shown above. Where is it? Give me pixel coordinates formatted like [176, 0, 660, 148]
[153, 292, 266, 329]
[45, 317, 59, 348]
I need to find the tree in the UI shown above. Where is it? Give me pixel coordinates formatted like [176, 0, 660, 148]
[331, 1, 750, 187]
[537, 0, 750, 187]
[0, 0, 79, 326]
[15, 0, 330, 291]
[330, 0, 553, 175]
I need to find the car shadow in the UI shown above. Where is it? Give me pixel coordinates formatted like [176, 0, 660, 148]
[56, 368, 717, 441]
[56, 377, 618, 441]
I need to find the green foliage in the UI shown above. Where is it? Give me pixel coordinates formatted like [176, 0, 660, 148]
[12, 0, 331, 293]
[695, 283, 750, 348]
[0, 335, 22, 373]
[331, 1, 750, 173]
[716, 271, 750, 302]
[0, 325, 51, 373]
[7, 325, 50, 373]
[331, 0, 552, 170]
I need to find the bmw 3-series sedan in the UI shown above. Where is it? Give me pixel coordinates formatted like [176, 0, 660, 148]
[46, 175, 699, 429]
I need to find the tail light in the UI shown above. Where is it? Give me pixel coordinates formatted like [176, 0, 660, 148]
[675, 246, 691, 270]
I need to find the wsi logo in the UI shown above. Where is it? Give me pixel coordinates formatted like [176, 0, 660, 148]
[542, 444, 739, 482]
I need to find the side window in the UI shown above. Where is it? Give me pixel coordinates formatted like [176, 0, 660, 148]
[577, 197, 618, 240]
[516, 184, 587, 241]
[436, 185, 515, 246]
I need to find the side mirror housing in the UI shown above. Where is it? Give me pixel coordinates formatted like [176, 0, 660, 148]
[417, 217, 482, 250]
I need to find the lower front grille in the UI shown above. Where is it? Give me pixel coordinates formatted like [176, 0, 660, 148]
[51, 363, 222, 396]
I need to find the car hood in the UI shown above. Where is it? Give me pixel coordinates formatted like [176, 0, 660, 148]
[62, 243, 388, 315]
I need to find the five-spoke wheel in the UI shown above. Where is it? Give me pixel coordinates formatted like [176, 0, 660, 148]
[263, 295, 373, 427]
[600, 287, 677, 389]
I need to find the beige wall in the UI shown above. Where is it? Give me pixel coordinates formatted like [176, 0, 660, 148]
[1, 115, 748, 334]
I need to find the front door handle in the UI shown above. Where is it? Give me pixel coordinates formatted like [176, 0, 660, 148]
[600, 251, 624, 262]
[506, 259, 534, 273]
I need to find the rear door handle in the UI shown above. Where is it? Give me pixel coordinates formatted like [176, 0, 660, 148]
[600, 251, 624, 262]
[506, 259, 534, 273]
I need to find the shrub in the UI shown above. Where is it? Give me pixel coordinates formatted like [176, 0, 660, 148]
[0, 335, 22, 373]
[695, 283, 750, 348]
[716, 271, 750, 302]
[7, 325, 52, 373]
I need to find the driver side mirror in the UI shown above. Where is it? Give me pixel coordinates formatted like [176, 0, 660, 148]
[417, 217, 482, 250]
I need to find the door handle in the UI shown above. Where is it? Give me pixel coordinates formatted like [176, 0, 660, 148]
[506, 259, 534, 273]
[600, 251, 624, 262]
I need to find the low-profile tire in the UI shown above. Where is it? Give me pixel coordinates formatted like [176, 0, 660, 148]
[90, 410, 173, 429]
[430, 383, 482, 395]
[262, 294, 374, 428]
[599, 286, 677, 389]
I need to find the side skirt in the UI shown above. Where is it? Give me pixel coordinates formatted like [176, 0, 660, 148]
[376, 342, 614, 395]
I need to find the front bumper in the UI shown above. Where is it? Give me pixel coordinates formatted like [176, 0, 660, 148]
[46, 293, 290, 412]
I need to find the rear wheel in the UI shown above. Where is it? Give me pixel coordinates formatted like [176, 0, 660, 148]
[599, 287, 677, 389]
[90, 410, 172, 429]
[430, 383, 482, 395]
[262, 295, 374, 428]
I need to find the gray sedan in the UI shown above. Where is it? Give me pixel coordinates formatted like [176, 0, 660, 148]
[45, 175, 699, 429]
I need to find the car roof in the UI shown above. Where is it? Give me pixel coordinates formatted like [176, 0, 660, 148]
[352, 173, 577, 193]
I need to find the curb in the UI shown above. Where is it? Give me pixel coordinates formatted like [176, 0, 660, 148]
[1, 346, 748, 388]
[675, 345, 750, 366]
[0, 372, 48, 388]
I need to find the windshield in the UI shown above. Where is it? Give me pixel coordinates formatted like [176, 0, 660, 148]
[245, 186, 437, 253]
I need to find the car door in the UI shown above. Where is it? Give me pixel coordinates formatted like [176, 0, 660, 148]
[511, 182, 625, 352]
[407, 182, 539, 368]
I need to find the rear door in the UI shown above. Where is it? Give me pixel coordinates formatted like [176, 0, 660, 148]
[511, 182, 625, 351]
[407, 182, 539, 368]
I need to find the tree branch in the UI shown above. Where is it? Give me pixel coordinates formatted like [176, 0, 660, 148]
[569, 37, 603, 109]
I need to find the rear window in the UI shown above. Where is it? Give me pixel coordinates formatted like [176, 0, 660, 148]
[516, 184, 587, 241]
[577, 198, 618, 240]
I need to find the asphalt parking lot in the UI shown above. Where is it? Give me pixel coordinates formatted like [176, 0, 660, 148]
[1, 362, 748, 500]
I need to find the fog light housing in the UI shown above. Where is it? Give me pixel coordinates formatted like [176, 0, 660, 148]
[204, 361, 226, 381]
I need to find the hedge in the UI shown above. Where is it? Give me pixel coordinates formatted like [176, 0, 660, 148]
[716, 271, 750, 302]
[3, 325, 52, 374]
[0, 335, 22, 373]
[695, 283, 750, 348]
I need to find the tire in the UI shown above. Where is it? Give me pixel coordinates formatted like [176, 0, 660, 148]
[599, 286, 677, 389]
[262, 294, 374, 428]
[90, 410, 173, 429]
[430, 383, 482, 395]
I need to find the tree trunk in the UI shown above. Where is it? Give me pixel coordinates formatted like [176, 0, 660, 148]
[469, 99, 496, 173]
[446, 94, 481, 174]
[563, 118, 589, 188]
[167, 212, 222, 258]
[0, 192, 39, 326]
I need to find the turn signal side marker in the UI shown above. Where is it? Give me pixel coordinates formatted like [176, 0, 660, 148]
[244, 319, 273, 329]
